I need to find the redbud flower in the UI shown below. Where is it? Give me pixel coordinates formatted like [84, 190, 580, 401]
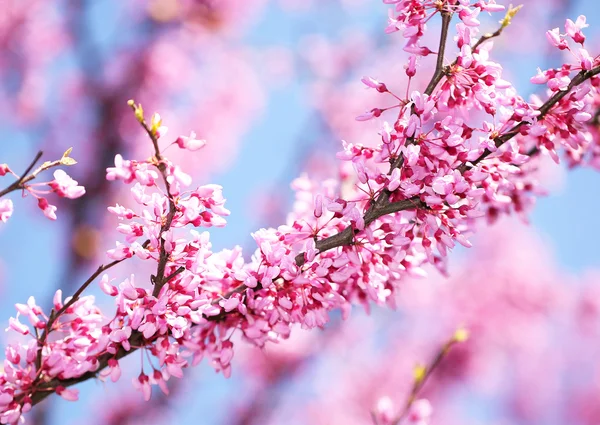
[405, 55, 417, 77]
[478, 1, 505, 12]
[361, 76, 387, 92]
[106, 154, 135, 183]
[459, 7, 481, 26]
[403, 45, 434, 56]
[408, 399, 432, 424]
[314, 194, 323, 218]
[530, 68, 549, 84]
[0, 199, 13, 223]
[373, 396, 394, 425]
[55, 386, 79, 402]
[565, 15, 588, 44]
[546, 28, 569, 49]
[132, 374, 152, 401]
[356, 108, 382, 121]
[48, 170, 86, 199]
[6, 317, 29, 335]
[37, 197, 57, 220]
[150, 113, 168, 139]
[175, 131, 207, 151]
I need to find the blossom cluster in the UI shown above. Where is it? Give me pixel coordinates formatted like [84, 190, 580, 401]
[0, 1, 599, 424]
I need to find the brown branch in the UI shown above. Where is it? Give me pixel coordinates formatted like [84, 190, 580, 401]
[292, 11, 454, 267]
[0, 151, 43, 198]
[290, 11, 457, 267]
[423, 10, 453, 96]
[424, 6, 521, 100]
[293, 197, 425, 267]
[127, 102, 178, 297]
[35, 258, 127, 370]
[28, 331, 146, 406]
[463, 65, 600, 171]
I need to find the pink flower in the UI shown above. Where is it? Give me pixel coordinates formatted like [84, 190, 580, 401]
[48, 170, 86, 199]
[313, 194, 323, 218]
[477, 1, 504, 12]
[548, 74, 571, 91]
[56, 386, 79, 402]
[106, 359, 121, 382]
[106, 154, 135, 183]
[356, 108, 382, 121]
[175, 132, 206, 151]
[6, 317, 29, 335]
[575, 47, 593, 70]
[405, 55, 417, 77]
[565, 15, 587, 44]
[403, 45, 434, 56]
[361, 76, 387, 92]
[133, 373, 152, 401]
[373, 396, 395, 425]
[459, 7, 480, 27]
[109, 326, 132, 351]
[107, 242, 134, 260]
[99, 274, 119, 296]
[408, 399, 432, 424]
[37, 197, 57, 220]
[546, 28, 569, 49]
[0, 199, 13, 223]
[530, 68, 549, 84]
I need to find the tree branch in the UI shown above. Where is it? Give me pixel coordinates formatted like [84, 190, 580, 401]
[35, 258, 127, 371]
[389, 331, 466, 425]
[19, 13, 600, 411]
[0, 151, 43, 198]
[127, 102, 178, 297]
[463, 65, 600, 171]
[423, 10, 453, 96]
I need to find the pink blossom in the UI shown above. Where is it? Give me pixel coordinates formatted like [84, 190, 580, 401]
[408, 399, 432, 424]
[132, 374, 152, 401]
[356, 108, 382, 121]
[48, 169, 85, 199]
[37, 197, 57, 220]
[55, 386, 79, 402]
[0, 199, 13, 223]
[546, 28, 569, 49]
[565, 15, 588, 44]
[361, 76, 387, 92]
[106, 154, 135, 183]
[405, 55, 417, 77]
[175, 131, 207, 151]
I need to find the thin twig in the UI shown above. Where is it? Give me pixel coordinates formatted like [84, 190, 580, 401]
[390, 334, 465, 425]
[0, 151, 43, 198]
[35, 258, 126, 370]
[423, 11, 453, 96]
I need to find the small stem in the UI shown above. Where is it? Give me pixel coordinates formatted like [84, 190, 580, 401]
[390, 337, 461, 425]
[0, 151, 44, 198]
[163, 266, 185, 284]
[424, 11, 453, 96]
